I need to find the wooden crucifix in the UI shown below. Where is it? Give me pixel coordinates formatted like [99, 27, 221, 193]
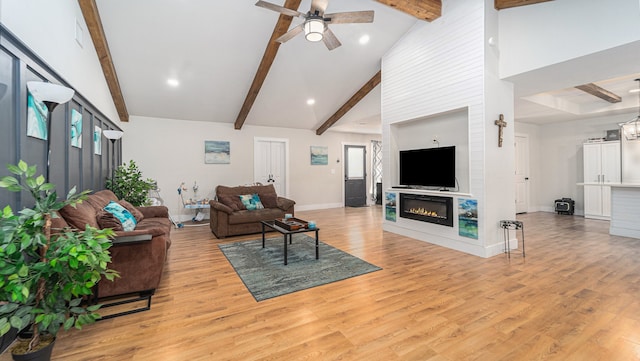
[495, 114, 507, 147]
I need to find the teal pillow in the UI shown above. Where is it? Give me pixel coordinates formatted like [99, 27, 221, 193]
[104, 200, 137, 231]
[239, 193, 264, 211]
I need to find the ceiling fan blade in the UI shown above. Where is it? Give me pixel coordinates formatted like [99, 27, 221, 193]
[322, 27, 342, 50]
[255, 0, 304, 18]
[275, 23, 304, 43]
[311, 0, 329, 15]
[325, 11, 375, 24]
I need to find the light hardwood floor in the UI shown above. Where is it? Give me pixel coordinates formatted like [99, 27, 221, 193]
[3, 207, 640, 360]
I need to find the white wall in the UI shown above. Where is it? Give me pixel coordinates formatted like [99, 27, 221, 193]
[122, 116, 379, 222]
[515, 113, 632, 214]
[382, 0, 515, 257]
[499, 0, 640, 79]
[0, 0, 120, 124]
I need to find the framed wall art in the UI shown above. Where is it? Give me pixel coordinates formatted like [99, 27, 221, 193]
[70, 108, 82, 148]
[310, 146, 328, 165]
[205, 140, 230, 164]
[94, 126, 102, 155]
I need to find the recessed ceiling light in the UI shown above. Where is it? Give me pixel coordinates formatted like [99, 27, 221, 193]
[359, 35, 370, 45]
[306, 98, 315, 105]
[167, 78, 179, 87]
[630, 88, 640, 93]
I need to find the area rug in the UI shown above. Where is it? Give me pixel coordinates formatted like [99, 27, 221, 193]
[219, 234, 382, 301]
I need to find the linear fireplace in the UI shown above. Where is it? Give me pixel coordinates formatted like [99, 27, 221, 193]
[399, 193, 453, 227]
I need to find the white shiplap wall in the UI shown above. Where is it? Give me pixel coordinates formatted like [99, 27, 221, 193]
[381, 0, 515, 257]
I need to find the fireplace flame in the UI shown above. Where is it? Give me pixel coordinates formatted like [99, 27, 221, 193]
[408, 207, 445, 219]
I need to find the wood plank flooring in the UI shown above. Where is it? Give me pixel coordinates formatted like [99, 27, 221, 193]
[3, 208, 640, 360]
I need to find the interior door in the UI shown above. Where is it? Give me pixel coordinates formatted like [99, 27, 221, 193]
[344, 145, 367, 207]
[254, 138, 287, 196]
[514, 135, 529, 214]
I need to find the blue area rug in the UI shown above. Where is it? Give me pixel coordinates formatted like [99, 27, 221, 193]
[219, 234, 382, 301]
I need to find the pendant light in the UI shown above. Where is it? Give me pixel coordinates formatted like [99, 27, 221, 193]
[620, 78, 640, 141]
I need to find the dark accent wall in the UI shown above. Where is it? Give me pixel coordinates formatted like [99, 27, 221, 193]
[0, 24, 121, 211]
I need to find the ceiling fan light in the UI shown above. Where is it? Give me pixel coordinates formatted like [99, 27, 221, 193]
[304, 18, 324, 42]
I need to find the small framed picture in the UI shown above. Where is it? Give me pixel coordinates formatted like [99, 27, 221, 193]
[310, 146, 328, 165]
[205, 140, 230, 164]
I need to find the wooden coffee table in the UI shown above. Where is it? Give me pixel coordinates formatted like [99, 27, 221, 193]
[260, 220, 319, 265]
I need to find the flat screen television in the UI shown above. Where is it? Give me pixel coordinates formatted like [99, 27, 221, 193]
[399, 146, 455, 188]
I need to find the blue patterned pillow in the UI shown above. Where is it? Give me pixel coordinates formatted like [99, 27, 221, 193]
[103, 201, 137, 231]
[238, 193, 264, 211]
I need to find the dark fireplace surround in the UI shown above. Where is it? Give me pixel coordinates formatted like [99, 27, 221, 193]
[399, 193, 453, 227]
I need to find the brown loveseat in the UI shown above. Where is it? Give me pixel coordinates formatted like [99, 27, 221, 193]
[52, 190, 171, 303]
[209, 184, 295, 238]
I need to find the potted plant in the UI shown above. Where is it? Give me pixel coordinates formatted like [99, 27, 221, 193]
[105, 160, 156, 206]
[0, 161, 118, 360]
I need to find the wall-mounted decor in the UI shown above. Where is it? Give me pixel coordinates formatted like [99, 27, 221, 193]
[26, 92, 48, 140]
[94, 126, 102, 155]
[70, 109, 82, 148]
[205, 140, 230, 164]
[458, 198, 478, 239]
[385, 192, 397, 222]
[310, 146, 328, 165]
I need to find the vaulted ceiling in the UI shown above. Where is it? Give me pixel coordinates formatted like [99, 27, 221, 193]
[78, 0, 639, 135]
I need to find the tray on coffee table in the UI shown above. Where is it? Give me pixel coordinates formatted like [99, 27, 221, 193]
[274, 217, 308, 231]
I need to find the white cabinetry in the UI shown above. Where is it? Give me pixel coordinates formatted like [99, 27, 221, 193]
[583, 142, 620, 220]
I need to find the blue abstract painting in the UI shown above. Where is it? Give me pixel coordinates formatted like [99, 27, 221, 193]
[205, 140, 230, 164]
[458, 198, 478, 239]
[310, 146, 328, 165]
[26, 92, 48, 140]
[70, 109, 83, 148]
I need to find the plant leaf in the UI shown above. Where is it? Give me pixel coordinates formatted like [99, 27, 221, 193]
[63, 316, 75, 330]
[6, 164, 21, 175]
[18, 160, 28, 172]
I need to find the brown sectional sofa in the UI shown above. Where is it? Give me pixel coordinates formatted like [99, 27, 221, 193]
[52, 189, 171, 301]
[209, 184, 295, 238]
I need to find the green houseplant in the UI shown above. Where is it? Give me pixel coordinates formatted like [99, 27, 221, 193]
[0, 161, 118, 360]
[105, 160, 156, 207]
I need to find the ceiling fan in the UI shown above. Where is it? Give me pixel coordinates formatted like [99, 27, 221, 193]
[255, 0, 374, 50]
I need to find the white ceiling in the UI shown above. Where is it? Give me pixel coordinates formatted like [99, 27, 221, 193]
[95, 1, 640, 134]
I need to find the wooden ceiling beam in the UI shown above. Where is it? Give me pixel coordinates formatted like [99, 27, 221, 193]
[234, 0, 302, 130]
[575, 83, 622, 103]
[316, 70, 382, 135]
[495, 0, 553, 10]
[375, 0, 441, 22]
[78, 0, 129, 122]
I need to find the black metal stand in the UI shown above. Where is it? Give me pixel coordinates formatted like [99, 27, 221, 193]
[500, 220, 525, 258]
[96, 290, 154, 320]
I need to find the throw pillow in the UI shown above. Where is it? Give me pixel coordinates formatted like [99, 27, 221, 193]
[238, 193, 264, 211]
[118, 199, 145, 223]
[259, 192, 278, 208]
[217, 194, 241, 211]
[103, 200, 137, 231]
[96, 209, 124, 231]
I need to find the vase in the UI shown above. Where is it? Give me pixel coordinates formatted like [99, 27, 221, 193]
[11, 337, 55, 361]
[0, 327, 18, 354]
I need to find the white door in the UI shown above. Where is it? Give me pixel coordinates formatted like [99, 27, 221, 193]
[584, 185, 603, 217]
[601, 142, 621, 184]
[514, 135, 529, 214]
[254, 138, 288, 196]
[583, 143, 602, 183]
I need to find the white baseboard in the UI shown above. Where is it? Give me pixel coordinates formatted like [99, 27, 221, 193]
[296, 203, 343, 211]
